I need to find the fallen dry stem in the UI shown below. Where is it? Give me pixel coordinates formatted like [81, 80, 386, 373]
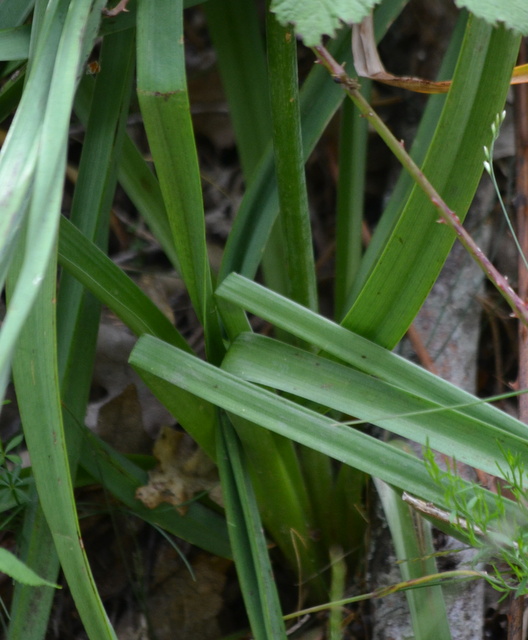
[283, 569, 486, 621]
[312, 44, 528, 329]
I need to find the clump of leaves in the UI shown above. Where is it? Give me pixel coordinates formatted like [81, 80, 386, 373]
[0, 433, 29, 510]
[425, 446, 528, 598]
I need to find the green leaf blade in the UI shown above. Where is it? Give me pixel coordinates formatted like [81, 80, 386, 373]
[136, 0, 223, 360]
[265, 11, 317, 310]
[221, 333, 528, 481]
[216, 414, 287, 640]
[129, 335, 447, 506]
[0, 547, 60, 589]
[11, 257, 117, 640]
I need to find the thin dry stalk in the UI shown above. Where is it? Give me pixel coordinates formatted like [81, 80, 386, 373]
[513, 37, 528, 640]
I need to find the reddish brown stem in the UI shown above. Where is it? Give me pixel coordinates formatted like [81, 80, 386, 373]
[508, 593, 525, 640]
[511, 37, 528, 640]
[517, 39, 528, 418]
[102, 0, 130, 17]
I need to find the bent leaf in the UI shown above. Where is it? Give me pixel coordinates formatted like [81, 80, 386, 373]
[353, 14, 527, 94]
[513, 63, 528, 84]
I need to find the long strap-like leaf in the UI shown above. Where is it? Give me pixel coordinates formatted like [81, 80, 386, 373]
[11, 248, 117, 640]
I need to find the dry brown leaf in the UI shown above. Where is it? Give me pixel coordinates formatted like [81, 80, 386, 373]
[137, 273, 175, 324]
[352, 14, 526, 94]
[96, 383, 152, 454]
[88, 320, 174, 438]
[148, 549, 231, 640]
[513, 63, 528, 86]
[135, 427, 222, 514]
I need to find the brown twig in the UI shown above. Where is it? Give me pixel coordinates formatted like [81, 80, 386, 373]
[405, 324, 439, 375]
[512, 37, 528, 640]
[102, 0, 130, 17]
[312, 44, 528, 330]
[508, 593, 525, 640]
[516, 38, 528, 418]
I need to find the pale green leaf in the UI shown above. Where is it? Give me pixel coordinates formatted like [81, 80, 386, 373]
[454, 0, 528, 34]
[270, 0, 381, 46]
[0, 547, 60, 588]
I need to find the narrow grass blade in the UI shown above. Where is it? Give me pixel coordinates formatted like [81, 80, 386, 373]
[0, 548, 58, 588]
[136, 0, 222, 361]
[203, 0, 271, 179]
[5, 10, 117, 635]
[128, 336, 479, 512]
[216, 413, 286, 639]
[73, 76, 182, 273]
[0, 0, 34, 29]
[0, 0, 105, 395]
[219, 28, 350, 282]
[265, 9, 317, 311]
[327, 547, 347, 640]
[58, 218, 219, 458]
[11, 251, 117, 639]
[334, 88, 370, 320]
[374, 477, 451, 640]
[0, 26, 30, 60]
[219, 1, 406, 282]
[0, 0, 64, 284]
[263, 9, 330, 548]
[221, 333, 528, 480]
[8, 32, 138, 638]
[58, 217, 190, 352]
[353, 12, 466, 295]
[225, 412, 328, 600]
[216, 274, 528, 440]
[7, 489, 60, 640]
[58, 27, 136, 445]
[117, 134, 182, 272]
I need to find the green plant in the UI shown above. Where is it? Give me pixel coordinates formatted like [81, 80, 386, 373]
[424, 445, 528, 598]
[1, 0, 528, 638]
[0, 433, 29, 509]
